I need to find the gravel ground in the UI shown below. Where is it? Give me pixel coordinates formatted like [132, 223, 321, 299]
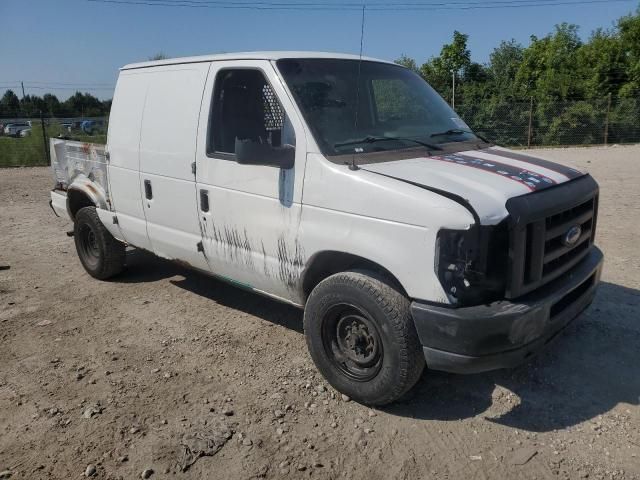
[1, 145, 639, 480]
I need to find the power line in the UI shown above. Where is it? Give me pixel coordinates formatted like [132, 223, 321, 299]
[86, 0, 627, 5]
[88, 0, 633, 6]
[0, 81, 115, 87]
[0, 85, 114, 90]
[10, 81, 115, 86]
[84, 0, 634, 11]
[20, 86, 115, 90]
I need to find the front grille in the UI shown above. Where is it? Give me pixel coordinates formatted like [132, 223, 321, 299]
[505, 176, 599, 298]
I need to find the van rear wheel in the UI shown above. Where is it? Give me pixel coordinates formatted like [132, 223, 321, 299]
[303, 270, 425, 406]
[74, 206, 125, 279]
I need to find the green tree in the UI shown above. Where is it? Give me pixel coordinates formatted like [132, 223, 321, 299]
[419, 59, 451, 96]
[515, 23, 583, 100]
[149, 53, 169, 61]
[420, 31, 472, 103]
[543, 101, 602, 145]
[440, 30, 471, 77]
[617, 8, 640, 97]
[394, 54, 419, 73]
[20, 94, 46, 117]
[424, 12, 640, 146]
[487, 40, 524, 97]
[0, 90, 21, 117]
[43, 93, 61, 116]
[62, 92, 108, 117]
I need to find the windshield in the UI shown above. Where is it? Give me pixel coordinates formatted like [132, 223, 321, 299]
[276, 58, 478, 157]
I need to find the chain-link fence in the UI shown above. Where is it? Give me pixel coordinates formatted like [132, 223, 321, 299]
[457, 96, 640, 148]
[0, 115, 108, 168]
[1, 97, 638, 167]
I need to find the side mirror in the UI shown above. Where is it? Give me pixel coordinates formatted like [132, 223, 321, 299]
[235, 138, 295, 170]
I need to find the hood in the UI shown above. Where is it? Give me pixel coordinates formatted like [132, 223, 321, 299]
[360, 146, 585, 225]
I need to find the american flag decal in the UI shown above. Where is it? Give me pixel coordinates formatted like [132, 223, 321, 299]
[428, 153, 557, 192]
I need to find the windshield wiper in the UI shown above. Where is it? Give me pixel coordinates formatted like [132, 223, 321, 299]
[430, 129, 492, 144]
[334, 135, 442, 151]
[430, 128, 472, 138]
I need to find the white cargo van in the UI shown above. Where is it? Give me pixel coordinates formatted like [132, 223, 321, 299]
[49, 52, 603, 405]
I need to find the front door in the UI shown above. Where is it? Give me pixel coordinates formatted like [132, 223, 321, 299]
[194, 60, 308, 303]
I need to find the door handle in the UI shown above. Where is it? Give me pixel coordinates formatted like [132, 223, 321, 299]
[144, 180, 153, 200]
[200, 189, 209, 212]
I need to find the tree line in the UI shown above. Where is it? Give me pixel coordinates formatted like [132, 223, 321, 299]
[395, 7, 640, 145]
[0, 54, 165, 120]
[0, 90, 112, 119]
[1, 10, 638, 145]
[397, 11, 640, 104]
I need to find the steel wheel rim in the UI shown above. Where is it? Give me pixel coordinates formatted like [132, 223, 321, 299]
[78, 223, 100, 268]
[321, 303, 383, 382]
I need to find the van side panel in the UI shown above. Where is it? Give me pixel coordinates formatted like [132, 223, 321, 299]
[139, 66, 209, 182]
[138, 64, 211, 270]
[96, 208, 125, 242]
[107, 72, 152, 250]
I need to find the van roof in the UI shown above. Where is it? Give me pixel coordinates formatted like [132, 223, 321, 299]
[121, 51, 395, 70]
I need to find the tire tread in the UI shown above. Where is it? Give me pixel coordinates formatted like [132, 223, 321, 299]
[74, 206, 125, 279]
[304, 270, 424, 405]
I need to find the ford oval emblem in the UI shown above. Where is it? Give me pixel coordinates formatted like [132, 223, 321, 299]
[563, 225, 582, 247]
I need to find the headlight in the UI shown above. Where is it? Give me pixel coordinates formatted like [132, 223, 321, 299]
[435, 223, 508, 306]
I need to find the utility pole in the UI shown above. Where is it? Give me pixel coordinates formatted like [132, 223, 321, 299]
[21, 81, 25, 99]
[451, 70, 456, 109]
[40, 110, 51, 166]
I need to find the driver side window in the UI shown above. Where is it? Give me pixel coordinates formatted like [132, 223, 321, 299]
[208, 68, 295, 156]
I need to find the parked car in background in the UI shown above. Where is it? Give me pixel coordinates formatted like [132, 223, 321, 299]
[80, 119, 105, 135]
[4, 122, 31, 137]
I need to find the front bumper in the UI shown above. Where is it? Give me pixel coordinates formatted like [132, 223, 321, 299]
[411, 246, 603, 374]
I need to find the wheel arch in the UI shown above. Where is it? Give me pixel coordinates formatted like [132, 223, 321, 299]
[301, 250, 407, 303]
[67, 175, 108, 220]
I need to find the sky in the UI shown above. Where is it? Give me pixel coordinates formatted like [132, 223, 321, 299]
[1, 0, 638, 100]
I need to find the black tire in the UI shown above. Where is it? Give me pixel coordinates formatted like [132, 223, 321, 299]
[74, 206, 125, 280]
[303, 270, 425, 406]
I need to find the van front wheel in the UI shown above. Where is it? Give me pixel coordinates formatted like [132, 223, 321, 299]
[303, 271, 425, 406]
[74, 206, 125, 280]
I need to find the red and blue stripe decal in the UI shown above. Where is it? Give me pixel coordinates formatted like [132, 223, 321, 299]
[428, 153, 558, 192]
[486, 148, 583, 180]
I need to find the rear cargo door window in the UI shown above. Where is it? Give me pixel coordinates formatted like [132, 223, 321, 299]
[208, 68, 295, 156]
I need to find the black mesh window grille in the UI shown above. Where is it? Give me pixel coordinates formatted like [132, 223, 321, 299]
[263, 84, 284, 132]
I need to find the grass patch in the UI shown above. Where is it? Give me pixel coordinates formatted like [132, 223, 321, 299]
[0, 126, 48, 167]
[0, 123, 107, 168]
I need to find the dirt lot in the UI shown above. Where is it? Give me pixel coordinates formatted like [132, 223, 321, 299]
[1, 145, 639, 480]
